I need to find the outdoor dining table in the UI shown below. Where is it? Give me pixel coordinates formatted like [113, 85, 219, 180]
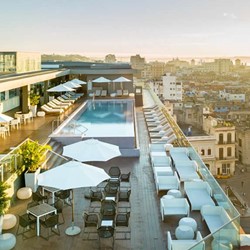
[27, 203, 57, 236]
[42, 186, 60, 204]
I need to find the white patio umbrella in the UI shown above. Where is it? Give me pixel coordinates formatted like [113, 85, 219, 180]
[71, 79, 87, 85]
[37, 160, 110, 235]
[63, 81, 81, 89]
[92, 76, 111, 83]
[113, 76, 131, 90]
[0, 113, 13, 123]
[47, 84, 75, 92]
[62, 139, 121, 162]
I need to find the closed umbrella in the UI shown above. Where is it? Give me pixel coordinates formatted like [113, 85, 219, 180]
[62, 139, 121, 162]
[37, 160, 110, 235]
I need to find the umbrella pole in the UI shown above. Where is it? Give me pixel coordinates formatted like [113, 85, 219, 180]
[65, 190, 81, 236]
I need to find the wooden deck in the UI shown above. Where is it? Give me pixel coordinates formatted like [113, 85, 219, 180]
[1, 96, 235, 250]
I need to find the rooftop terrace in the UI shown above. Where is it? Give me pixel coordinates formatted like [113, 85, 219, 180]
[0, 88, 244, 249]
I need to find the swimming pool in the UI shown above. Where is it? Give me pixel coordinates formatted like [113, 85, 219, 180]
[50, 99, 139, 156]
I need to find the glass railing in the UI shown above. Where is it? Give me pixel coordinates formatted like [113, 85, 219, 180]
[146, 85, 241, 249]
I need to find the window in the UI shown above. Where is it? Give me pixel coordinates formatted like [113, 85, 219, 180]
[239, 138, 242, 147]
[219, 133, 223, 144]
[227, 147, 232, 157]
[222, 163, 230, 175]
[0, 92, 5, 101]
[219, 148, 223, 159]
[207, 149, 211, 155]
[201, 149, 205, 155]
[227, 133, 232, 143]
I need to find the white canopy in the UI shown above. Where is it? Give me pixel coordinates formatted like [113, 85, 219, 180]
[71, 79, 87, 85]
[63, 81, 81, 89]
[113, 76, 131, 83]
[63, 139, 121, 162]
[92, 76, 111, 83]
[47, 84, 75, 92]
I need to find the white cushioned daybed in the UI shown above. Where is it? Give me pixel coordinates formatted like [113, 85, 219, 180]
[201, 205, 239, 246]
[160, 197, 190, 221]
[174, 160, 200, 182]
[155, 171, 180, 194]
[167, 231, 205, 250]
[184, 181, 215, 210]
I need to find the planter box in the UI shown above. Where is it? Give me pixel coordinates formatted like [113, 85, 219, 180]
[24, 168, 40, 192]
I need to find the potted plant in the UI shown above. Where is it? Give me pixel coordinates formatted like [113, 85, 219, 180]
[18, 140, 51, 192]
[0, 182, 11, 234]
[29, 92, 40, 117]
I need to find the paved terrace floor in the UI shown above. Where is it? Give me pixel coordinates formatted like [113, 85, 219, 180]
[1, 93, 248, 249]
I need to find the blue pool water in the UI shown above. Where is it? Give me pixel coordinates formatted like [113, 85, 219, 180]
[61, 100, 134, 137]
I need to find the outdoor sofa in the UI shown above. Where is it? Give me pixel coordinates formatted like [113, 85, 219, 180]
[160, 197, 190, 221]
[155, 171, 180, 194]
[184, 181, 215, 210]
[167, 231, 205, 250]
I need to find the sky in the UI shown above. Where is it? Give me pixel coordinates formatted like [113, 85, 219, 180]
[1, 0, 250, 59]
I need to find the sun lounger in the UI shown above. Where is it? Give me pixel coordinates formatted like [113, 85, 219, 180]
[146, 118, 168, 127]
[116, 89, 122, 97]
[58, 96, 75, 103]
[148, 123, 170, 132]
[50, 100, 70, 109]
[47, 101, 67, 110]
[94, 89, 101, 97]
[52, 99, 71, 108]
[101, 90, 107, 97]
[123, 89, 129, 96]
[41, 104, 64, 114]
[151, 134, 177, 144]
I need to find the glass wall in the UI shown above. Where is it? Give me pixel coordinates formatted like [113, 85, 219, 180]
[0, 52, 16, 74]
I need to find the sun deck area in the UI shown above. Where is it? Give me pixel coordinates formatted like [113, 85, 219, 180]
[0, 89, 242, 250]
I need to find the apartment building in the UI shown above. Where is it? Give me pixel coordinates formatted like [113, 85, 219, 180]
[162, 73, 182, 101]
[203, 116, 236, 177]
[0, 51, 41, 74]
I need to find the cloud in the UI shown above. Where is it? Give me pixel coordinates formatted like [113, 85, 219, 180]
[223, 13, 237, 19]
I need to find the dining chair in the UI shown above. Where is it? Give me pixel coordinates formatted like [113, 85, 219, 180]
[82, 212, 99, 241]
[40, 214, 60, 240]
[98, 225, 115, 249]
[118, 189, 131, 202]
[53, 199, 64, 224]
[16, 214, 36, 239]
[115, 212, 130, 227]
[120, 172, 131, 182]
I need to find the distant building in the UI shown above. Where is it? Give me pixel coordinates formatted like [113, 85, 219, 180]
[203, 116, 236, 177]
[130, 54, 145, 78]
[219, 90, 245, 102]
[203, 58, 233, 74]
[0, 51, 41, 74]
[148, 61, 166, 79]
[105, 54, 116, 63]
[162, 73, 182, 101]
[236, 126, 250, 168]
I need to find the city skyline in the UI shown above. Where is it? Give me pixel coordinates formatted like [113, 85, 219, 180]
[1, 0, 250, 58]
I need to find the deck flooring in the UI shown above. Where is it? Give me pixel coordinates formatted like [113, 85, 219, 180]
[1, 96, 240, 250]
